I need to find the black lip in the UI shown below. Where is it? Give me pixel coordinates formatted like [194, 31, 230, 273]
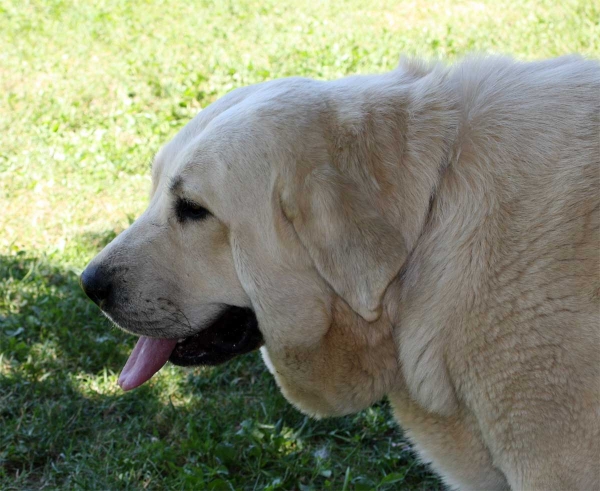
[169, 306, 263, 367]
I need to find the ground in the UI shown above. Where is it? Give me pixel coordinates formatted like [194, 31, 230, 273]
[0, 0, 598, 489]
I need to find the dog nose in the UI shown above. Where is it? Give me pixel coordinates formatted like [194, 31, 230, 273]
[80, 265, 112, 306]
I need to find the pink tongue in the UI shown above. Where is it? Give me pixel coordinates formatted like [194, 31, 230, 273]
[118, 337, 179, 391]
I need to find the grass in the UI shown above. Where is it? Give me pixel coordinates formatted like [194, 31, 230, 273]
[0, 0, 598, 488]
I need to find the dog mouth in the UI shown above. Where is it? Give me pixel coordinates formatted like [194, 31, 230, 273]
[118, 306, 263, 391]
[169, 306, 263, 366]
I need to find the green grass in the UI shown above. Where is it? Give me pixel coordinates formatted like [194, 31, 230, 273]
[0, 0, 598, 488]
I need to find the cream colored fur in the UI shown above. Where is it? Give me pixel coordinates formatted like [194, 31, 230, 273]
[88, 55, 600, 490]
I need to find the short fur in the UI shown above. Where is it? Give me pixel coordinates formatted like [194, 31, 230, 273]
[86, 55, 600, 489]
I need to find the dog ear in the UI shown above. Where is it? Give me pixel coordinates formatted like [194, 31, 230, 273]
[273, 71, 454, 322]
[277, 126, 408, 322]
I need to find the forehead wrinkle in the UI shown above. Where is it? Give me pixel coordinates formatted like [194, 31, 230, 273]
[168, 175, 184, 196]
[167, 162, 203, 200]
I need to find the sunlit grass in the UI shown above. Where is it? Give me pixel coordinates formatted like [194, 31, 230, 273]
[1, 0, 597, 488]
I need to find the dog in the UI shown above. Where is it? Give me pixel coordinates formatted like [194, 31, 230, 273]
[81, 55, 599, 490]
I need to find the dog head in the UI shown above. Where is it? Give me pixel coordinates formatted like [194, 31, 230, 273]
[81, 68, 444, 416]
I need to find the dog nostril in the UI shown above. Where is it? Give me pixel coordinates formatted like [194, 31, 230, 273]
[80, 265, 112, 306]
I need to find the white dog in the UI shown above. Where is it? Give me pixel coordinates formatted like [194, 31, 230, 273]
[82, 55, 599, 490]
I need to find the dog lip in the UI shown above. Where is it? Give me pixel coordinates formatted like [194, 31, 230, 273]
[168, 306, 263, 367]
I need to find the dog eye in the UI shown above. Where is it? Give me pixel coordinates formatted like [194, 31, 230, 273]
[175, 198, 211, 222]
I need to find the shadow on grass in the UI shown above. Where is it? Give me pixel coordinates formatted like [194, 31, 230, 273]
[0, 250, 131, 376]
[0, 248, 441, 490]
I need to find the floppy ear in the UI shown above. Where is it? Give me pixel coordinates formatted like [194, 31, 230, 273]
[277, 127, 408, 322]
[274, 70, 455, 321]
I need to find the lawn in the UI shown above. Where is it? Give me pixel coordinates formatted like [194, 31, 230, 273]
[0, 0, 598, 489]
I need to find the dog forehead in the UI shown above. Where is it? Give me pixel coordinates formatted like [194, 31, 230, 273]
[153, 77, 331, 205]
[151, 83, 271, 179]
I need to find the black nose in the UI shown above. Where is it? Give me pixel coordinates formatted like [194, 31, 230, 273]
[80, 265, 112, 306]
